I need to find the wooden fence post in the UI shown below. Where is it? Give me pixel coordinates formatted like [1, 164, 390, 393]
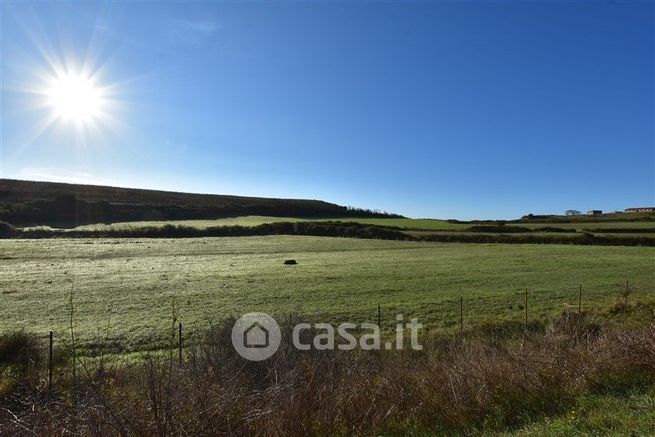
[377, 304, 381, 330]
[524, 288, 528, 331]
[578, 284, 582, 315]
[178, 322, 183, 364]
[460, 297, 464, 334]
[48, 331, 53, 392]
[624, 280, 630, 303]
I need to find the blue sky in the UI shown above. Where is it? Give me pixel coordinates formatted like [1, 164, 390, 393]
[1, 1, 653, 219]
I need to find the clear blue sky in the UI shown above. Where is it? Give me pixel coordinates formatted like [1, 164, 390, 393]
[1, 1, 653, 219]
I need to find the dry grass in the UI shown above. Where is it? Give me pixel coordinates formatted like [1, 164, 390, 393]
[1, 314, 654, 436]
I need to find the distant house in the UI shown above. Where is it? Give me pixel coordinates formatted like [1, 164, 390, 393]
[587, 210, 602, 216]
[625, 207, 655, 213]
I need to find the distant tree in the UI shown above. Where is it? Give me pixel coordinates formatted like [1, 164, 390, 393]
[565, 210, 581, 216]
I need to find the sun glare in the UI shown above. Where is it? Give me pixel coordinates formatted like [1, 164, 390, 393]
[45, 72, 105, 124]
[13, 27, 125, 147]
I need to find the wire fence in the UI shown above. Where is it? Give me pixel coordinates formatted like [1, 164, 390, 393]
[31, 278, 647, 391]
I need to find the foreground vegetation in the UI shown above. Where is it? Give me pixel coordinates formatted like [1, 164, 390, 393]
[1, 310, 654, 435]
[512, 387, 655, 436]
[1, 236, 653, 353]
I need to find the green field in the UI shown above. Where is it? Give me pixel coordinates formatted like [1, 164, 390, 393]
[520, 221, 655, 230]
[509, 386, 655, 436]
[22, 215, 655, 236]
[23, 216, 468, 231]
[1, 236, 653, 352]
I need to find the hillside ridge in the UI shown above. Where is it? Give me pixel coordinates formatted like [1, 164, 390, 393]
[0, 179, 400, 225]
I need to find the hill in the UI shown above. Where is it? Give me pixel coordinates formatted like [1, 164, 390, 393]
[0, 179, 400, 226]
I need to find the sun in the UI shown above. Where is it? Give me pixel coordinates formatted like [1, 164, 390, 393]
[14, 39, 124, 146]
[45, 72, 106, 124]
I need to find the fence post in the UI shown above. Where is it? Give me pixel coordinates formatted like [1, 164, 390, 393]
[624, 280, 630, 303]
[578, 284, 582, 315]
[377, 304, 381, 330]
[48, 331, 53, 392]
[460, 297, 464, 334]
[178, 322, 183, 364]
[524, 288, 528, 332]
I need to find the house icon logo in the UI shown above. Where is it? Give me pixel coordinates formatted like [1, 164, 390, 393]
[231, 312, 281, 361]
[244, 321, 269, 348]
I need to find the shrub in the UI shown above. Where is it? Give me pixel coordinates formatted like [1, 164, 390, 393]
[534, 226, 577, 233]
[0, 332, 42, 371]
[15, 221, 655, 246]
[0, 221, 16, 238]
[467, 225, 532, 233]
[1, 320, 654, 435]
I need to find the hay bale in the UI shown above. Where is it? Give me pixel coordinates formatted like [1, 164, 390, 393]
[284, 259, 297, 265]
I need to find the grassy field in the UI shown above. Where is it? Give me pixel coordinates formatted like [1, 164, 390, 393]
[27, 216, 467, 231]
[519, 221, 655, 230]
[511, 386, 655, 436]
[1, 236, 652, 353]
[23, 215, 655, 234]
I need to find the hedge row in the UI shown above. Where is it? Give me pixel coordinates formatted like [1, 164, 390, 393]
[6, 221, 654, 246]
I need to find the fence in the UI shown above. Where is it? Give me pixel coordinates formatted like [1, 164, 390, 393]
[31, 279, 641, 392]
